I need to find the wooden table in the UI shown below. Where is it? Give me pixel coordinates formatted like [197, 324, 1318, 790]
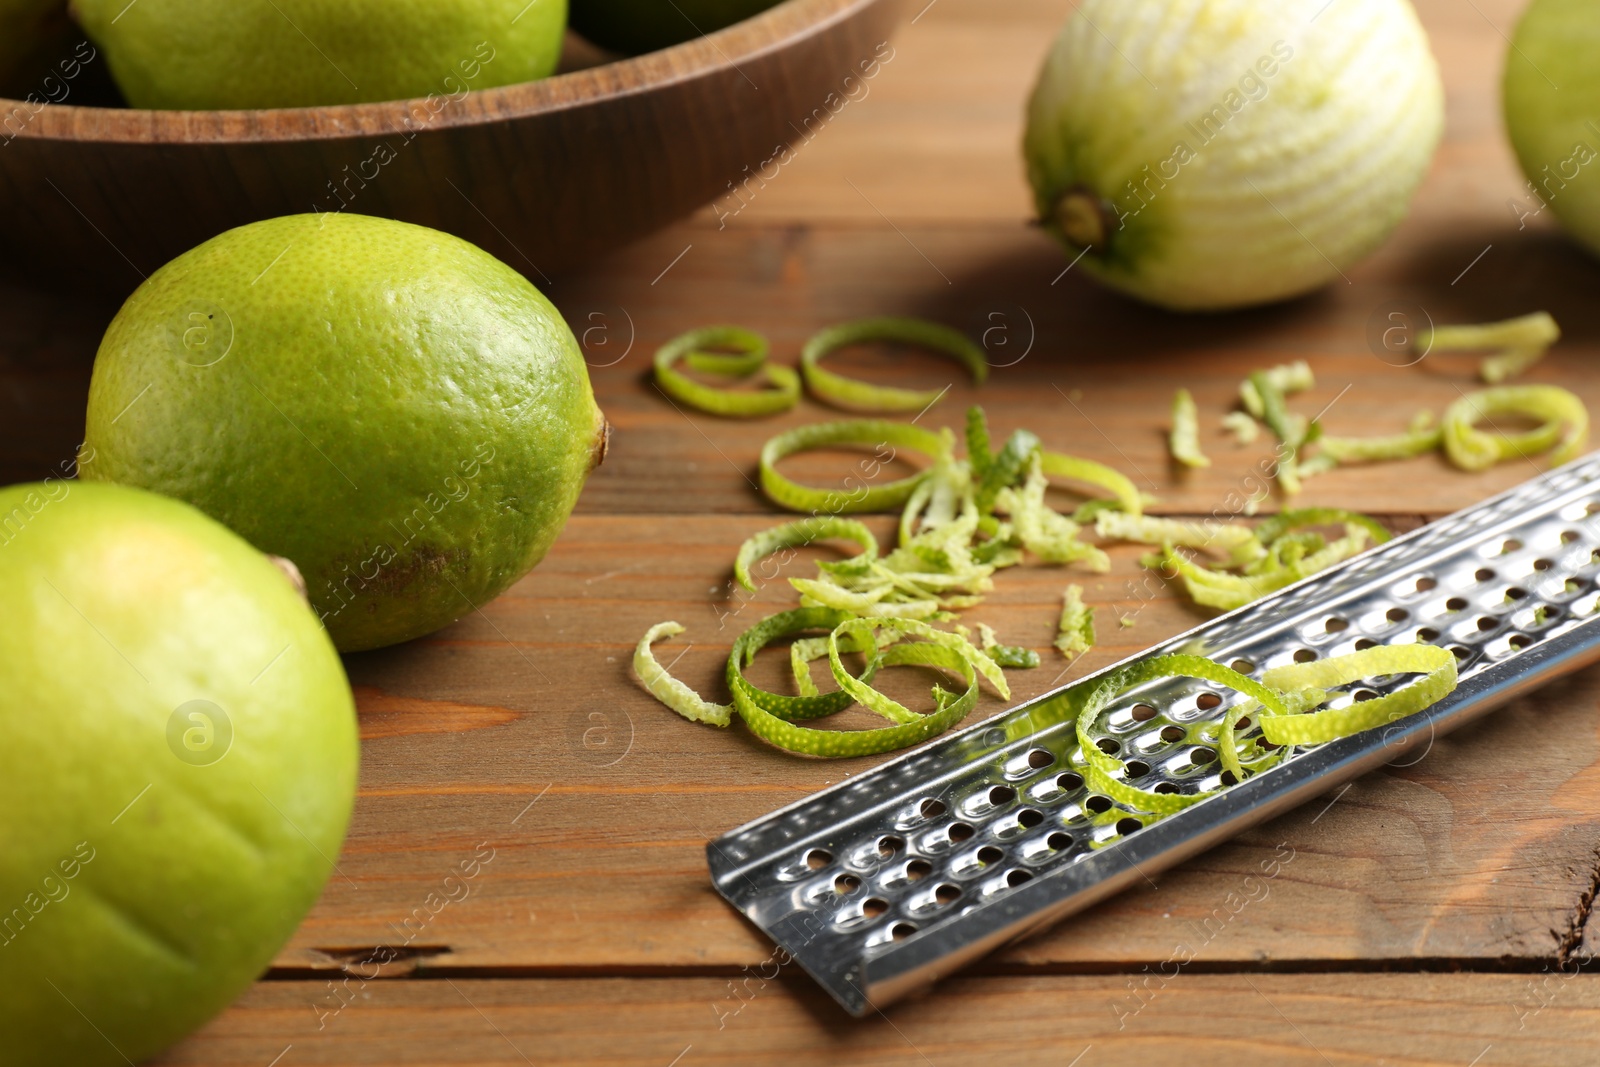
[7, 0, 1600, 1062]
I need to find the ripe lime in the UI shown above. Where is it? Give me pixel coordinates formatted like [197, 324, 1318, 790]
[1024, 0, 1443, 311]
[82, 213, 608, 652]
[0, 480, 357, 1065]
[69, 0, 565, 109]
[1504, 0, 1600, 257]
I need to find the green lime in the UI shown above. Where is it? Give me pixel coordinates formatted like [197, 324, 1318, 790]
[0, 480, 356, 1066]
[69, 0, 566, 109]
[1504, 0, 1600, 258]
[569, 0, 780, 55]
[82, 213, 608, 653]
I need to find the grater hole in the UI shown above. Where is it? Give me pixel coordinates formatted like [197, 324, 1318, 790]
[1567, 579, 1584, 595]
[1056, 772, 1084, 792]
[1027, 748, 1055, 770]
[1006, 869, 1033, 889]
[1588, 501, 1600, 516]
[1190, 747, 1217, 765]
[1097, 737, 1121, 756]
[1293, 649, 1317, 663]
[1562, 530, 1581, 544]
[1475, 568, 1496, 583]
[947, 824, 974, 844]
[878, 835, 905, 857]
[1354, 690, 1379, 702]
[989, 785, 1017, 806]
[1354, 638, 1377, 651]
[1416, 576, 1438, 592]
[1502, 539, 1523, 554]
[935, 883, 962, 905]
[1477, 616, 1499, 633]
[1017, 808, 1044, 829]
[1534, 558, 1554, 571]
[920, 799, 947, 819]
[1220, 771, 1239, 787]
[1085, 795, 1112, 814]
[1047, 832, 1073, 851]
[1451, 646, 1471, 660]
[1230, 658, 1255, 674]
[1592, 550, 1600, 567]
[1160, 725, 1186, 743]
[1115, 817, 1144, 835]
[1124, 760, 1151, 779]
[1417, 627, 1441, 642]
[1154, 782, 1180, 795]
[835, 874, 861, 895]
[1505, 586, 1528, 601]
[977, 846, 1004, 865]
[1509, 633, 1533, 651]
[805, 849, 832, 870]
[1445, 598, 1468, 612]
[906, 859, 933, 881]
[1235, 716, 1252, 730]
[1386, 607, 1409, 623]
[984, 728, 1006, 746]
[890, 922, 916, 940]
[1324, 616, 1349, 633]
[1196, 692, 1223, 710]
[862, 898, 888, 919]
[1131, 703, 1158, 722]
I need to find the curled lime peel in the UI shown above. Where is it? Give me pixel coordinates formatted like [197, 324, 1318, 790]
[800, 317, 987, 413]
[759, 419, 953, 514]
[633, 622, 732, 727]
[1441, 385, 1588, 472]
[733, 517, 879, 593]
[653, 326, 800, 418]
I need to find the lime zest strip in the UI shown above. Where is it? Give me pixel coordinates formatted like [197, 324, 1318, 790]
[1169, 387, 1211, 468]
[733, 517, 879, 592]
[1039, 449, 1145, 518]
[800, 317, 988, 413]
[1440, 385, 1588, 472]
[1257, 644, 1457, 745]
[1221, 410, 1260, 445]
[633, 622, 732, 727]
[653, 326, 800, 418]
[1055, 584, 1094, 658]
[1420, 312, 1560, 385]
[759, 419, 953, 514]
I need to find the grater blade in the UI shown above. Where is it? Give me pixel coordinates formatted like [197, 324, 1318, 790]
[706, 453, 1600, 1016]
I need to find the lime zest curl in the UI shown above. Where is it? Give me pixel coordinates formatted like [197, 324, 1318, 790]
[733, 517, 878, 592]
[1441, 385, 1588, 472]
[1420, 312, 1560, 385]
[759, 419, 953, 514]
[800, 317, 988, 413]
[653, 326, 799, 418]
[633, 622, 732, 727]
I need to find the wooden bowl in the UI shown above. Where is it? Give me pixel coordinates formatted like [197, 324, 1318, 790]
[0, 0, 903, 295]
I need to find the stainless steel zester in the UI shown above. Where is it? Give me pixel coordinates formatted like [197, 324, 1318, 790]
[707, 453, 1600, 1016]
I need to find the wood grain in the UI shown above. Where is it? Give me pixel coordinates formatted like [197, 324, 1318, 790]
[3, 0, 1600, 1061]
[150, 974, 1600, 1066]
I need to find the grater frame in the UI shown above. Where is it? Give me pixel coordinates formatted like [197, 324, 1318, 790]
[707, 453, 1600, 1016]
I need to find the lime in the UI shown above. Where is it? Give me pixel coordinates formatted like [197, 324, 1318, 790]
[82, 213, 608, 652]
[569, 0, 780, 55]
[69, 0, 565, 109]
[1023, 0, 1443, 311]
[1504, 0, 1600, 258]
[0, 480, 357, 1066]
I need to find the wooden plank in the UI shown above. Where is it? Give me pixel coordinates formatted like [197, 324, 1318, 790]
[151, 973, 1600, 1066]
[266, 513, 1600, 972]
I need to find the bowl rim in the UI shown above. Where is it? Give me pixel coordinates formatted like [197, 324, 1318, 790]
[1, 0, 883, 146]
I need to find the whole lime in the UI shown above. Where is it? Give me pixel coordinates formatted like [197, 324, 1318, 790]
[69, 0, 566, 109]
[81, 213, 608, 653]
[569, 0, 780, 54]
[1504, 0, 1600, 257]
[0, 479, 357, 1066]
[1024, 0, 1443, 311]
